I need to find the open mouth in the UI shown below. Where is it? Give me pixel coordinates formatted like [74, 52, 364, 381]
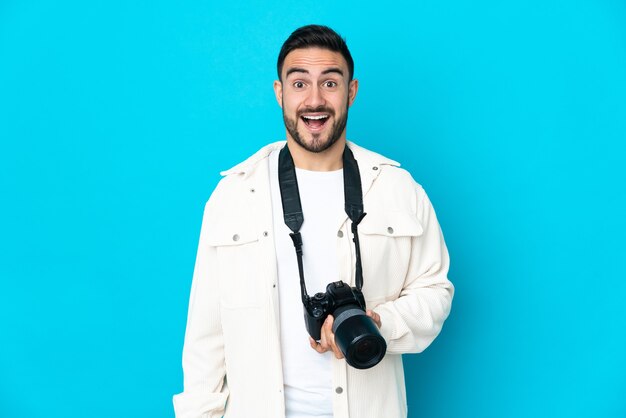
[301, 114, 330, 131]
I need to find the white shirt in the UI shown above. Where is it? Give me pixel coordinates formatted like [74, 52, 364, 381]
[269, 149, 344, 418]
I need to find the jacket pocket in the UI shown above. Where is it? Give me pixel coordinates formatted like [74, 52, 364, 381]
[357, 210, 423, 303]
[205, 221, 262, 309]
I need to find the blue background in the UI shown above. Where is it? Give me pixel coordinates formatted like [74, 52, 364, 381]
[1, 1, 625, 417]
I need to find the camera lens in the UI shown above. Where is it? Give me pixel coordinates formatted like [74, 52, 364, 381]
[332, 307, 386, 369]
[353, 338, 378, 363]
[346, 333, 385, 369]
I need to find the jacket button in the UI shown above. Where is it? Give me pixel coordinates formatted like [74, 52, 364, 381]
[335, 386, 343, 394]
[232, 234, 240, 241]
[387, 227, 394, 234]
[337, 230, 344, 238]
[372, 166, 378, 171]
[263, 231, 269, 237]
[250, 188, 255, 193]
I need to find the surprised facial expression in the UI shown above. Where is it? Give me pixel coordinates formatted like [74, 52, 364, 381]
[274, 47, 358, 153]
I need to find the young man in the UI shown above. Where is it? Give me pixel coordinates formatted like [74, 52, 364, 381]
[173, 25, 454, 418]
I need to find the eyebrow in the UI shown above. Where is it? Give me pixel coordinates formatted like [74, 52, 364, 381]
[322, 68, 344, 76]
[285, 67, 344, 78]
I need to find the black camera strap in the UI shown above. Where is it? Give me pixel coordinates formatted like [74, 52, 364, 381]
[278, 144, 366, 304]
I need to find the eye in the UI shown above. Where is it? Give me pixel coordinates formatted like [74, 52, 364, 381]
[324, 81, 337, 88]
[293, 81, 305, 89]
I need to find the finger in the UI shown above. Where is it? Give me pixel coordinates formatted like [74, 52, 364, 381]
[324, 316, 344, 359]
[319, 321, 331, 351]
[330, 334, 344, 360]
[324, 315, 334, 332]
[370, 311, 381, 328]
[366, 309, 382, 328]
[309, 337, 324, 353]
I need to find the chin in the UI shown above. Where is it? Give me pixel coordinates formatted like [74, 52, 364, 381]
[298, 135, 339, 153]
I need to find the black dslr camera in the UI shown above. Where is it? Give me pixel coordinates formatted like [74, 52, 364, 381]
[304, 281, 387, 369]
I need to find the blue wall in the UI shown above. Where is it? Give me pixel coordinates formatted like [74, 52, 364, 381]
[1, 1, 625, 417]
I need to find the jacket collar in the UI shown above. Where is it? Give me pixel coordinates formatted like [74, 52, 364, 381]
[220, 140, 400, 178]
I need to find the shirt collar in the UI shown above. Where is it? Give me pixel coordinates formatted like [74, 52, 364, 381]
[220, 140, 400, 178]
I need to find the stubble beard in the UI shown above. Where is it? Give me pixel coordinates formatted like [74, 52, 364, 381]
[283, 103, 349, 154]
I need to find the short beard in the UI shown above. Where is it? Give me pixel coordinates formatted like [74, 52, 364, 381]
[283, 104, 349, 153]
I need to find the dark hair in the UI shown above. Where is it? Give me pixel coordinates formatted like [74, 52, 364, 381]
[277, 25, 354, 81]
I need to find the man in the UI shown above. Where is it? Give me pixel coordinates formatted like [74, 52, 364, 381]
[173, 25, 454, 418]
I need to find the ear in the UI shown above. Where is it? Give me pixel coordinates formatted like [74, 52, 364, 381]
[273, 80, 283, 108]
[348, 79, 359, 107]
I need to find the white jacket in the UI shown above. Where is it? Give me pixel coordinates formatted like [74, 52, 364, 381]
[173, 141, 454, 418]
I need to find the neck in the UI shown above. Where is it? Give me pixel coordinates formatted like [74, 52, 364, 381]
[286, 137, 346, 171]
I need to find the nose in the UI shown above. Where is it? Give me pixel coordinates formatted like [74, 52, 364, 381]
[304, 84, 325, 108]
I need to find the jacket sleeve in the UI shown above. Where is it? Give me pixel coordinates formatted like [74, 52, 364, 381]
[373, 186, 454, 354]
[173, 198, 229, 418]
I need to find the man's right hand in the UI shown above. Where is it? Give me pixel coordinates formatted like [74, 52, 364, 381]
[308, 315, 344, 359]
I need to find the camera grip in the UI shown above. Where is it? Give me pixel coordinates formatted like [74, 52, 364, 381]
[303, 306, 326, 341]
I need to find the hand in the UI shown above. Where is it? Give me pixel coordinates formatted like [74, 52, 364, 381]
[309, 315, 344, 359]
[309, 310, 382, 358]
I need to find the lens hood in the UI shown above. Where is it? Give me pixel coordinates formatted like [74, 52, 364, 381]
[333, 308, 387, 369]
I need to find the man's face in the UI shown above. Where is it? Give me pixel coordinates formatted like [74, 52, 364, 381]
[274, 47, 358, 153]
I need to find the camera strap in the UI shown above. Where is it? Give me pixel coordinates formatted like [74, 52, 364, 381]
[278, 144, 366, 304]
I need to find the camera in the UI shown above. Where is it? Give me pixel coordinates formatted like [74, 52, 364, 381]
[304, 280, 387, 369]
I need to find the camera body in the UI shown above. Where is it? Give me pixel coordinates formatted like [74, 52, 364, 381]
[304, 281, 386, 369]
[304, 280, 366, 340]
